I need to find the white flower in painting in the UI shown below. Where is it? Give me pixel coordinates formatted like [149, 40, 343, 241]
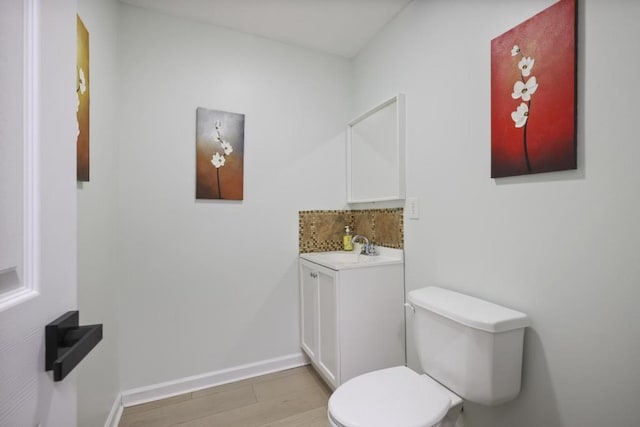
[78, 68, 87, 94]
[511, 103, 529, 128]
[511, 76, 538, 101]
[221, 141, 233, 155]
[511, 45, 521, 57]
[214, 121, 222, 131]
[213, 133, 222, 142]
[211, 152, 226, 168]
[518, 56, 535, 77]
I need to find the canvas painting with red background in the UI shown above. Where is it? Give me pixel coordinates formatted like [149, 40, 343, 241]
[491, 0, 577, 178]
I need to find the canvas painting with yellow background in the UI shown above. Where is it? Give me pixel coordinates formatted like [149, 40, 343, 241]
[77, 15, 89, 181]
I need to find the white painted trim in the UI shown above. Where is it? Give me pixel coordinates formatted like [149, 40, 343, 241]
[0, 287, 39, 312]
[22, 0, 39, 297]
[346, 93, 406, 204]
[0, 0, 39, 312]
[121, 353, 309, 407]
[104, 394, 123, 427]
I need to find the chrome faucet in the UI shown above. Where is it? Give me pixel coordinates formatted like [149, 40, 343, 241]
[351, 235, 378, 256]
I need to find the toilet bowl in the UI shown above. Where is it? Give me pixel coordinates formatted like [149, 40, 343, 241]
[328, 366, 463, 427]
[326, 286, 530, 427]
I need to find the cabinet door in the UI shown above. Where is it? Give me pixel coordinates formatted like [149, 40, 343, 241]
[300, 262, 318, 359]
[317, 269, 338, 387]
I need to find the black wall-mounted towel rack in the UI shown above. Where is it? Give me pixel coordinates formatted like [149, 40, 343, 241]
[45, 311, 103, 382]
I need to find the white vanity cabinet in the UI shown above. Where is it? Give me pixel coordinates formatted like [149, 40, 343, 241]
[300, 261, 338, 385]
[299, 251, 405, 389]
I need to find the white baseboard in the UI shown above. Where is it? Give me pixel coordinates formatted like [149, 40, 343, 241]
[104, 392, 123, 427]
[120, 352, 309, 408]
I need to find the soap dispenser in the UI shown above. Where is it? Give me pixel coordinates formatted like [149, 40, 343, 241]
[343, 226, 353, 251]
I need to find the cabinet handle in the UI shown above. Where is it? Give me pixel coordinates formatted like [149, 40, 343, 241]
[310, 272, 318, 278]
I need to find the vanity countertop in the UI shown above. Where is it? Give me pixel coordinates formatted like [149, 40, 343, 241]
[300, 247, 403, 271]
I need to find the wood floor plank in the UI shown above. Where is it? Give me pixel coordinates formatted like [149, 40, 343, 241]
[253, 369, 323, 402]
[119, 385, 257, 427]
[118, 365, 333, 427]
[175, 384, 327, 427]
[258, 406, 330, 427]
[191, 366, 311, 399]
[122, 393, 192, 416]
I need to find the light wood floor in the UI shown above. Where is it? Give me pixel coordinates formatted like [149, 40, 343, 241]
[118, 365, 332, 427]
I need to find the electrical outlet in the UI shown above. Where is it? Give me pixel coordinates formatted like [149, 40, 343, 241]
[406, 197, 419, 219]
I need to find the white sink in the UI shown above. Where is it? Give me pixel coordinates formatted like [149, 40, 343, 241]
[308, 252, 361, 264]
[300, 247, 403, 270]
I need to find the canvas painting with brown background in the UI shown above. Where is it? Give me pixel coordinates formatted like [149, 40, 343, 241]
[196, 107, 245, 200]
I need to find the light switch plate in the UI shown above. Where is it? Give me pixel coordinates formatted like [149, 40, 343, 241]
[406, 198, 419, 219]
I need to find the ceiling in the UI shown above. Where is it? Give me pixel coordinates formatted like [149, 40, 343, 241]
[120, 0, 412, 58]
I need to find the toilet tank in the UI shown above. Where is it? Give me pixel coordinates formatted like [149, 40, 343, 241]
[407, 287, 530, 405]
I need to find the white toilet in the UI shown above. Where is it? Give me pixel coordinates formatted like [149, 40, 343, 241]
[328, 286, 530, 427]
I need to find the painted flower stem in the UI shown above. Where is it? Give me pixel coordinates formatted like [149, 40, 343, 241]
[216, 168, 222, 199]
[523, 106, 532, 173]
[511, 45, 537, 174]
[522, 70, 532, 173]
[521, 71, 532, 173]
[210, 121, 233, 199]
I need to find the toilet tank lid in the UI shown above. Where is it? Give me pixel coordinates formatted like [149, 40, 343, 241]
[408, 287, 531, 333]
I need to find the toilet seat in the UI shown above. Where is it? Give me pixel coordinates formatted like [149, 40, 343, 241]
[328, 366, 453, 427]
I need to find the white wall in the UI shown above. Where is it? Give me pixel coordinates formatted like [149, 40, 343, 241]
[353, 1, 640, 426]
[76, 0, 121, 425]
[116, 4, 351, 390]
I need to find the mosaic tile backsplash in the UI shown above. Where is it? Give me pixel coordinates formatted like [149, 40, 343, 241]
[299, 208, 404, 253]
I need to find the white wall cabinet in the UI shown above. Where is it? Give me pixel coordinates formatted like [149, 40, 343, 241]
[299, 256, 405, 389]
